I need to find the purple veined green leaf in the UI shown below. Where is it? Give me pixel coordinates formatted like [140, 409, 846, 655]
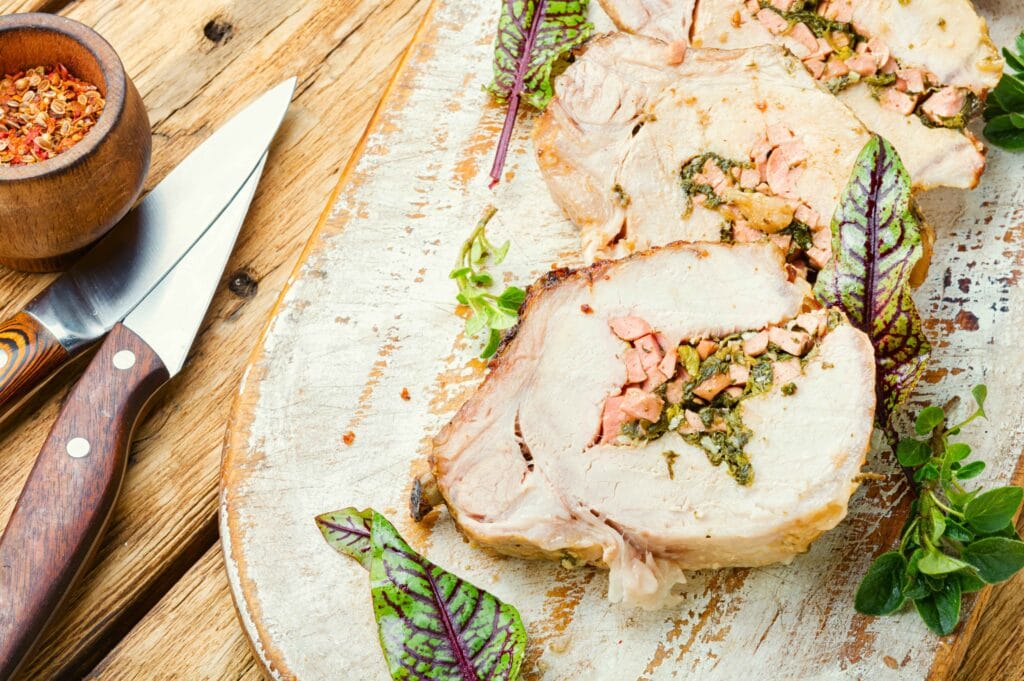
[316, 508, 374, 569]
[813, 135, 931, 425]
[487, 0, 593, 187]
[369, 511, 526, 681]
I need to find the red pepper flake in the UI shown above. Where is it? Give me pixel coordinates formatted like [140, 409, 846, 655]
[580, 304, 593, 314]
[0, 63, 105, 166]
[342, 431, 356, 446]
[400, 387, 411, 401]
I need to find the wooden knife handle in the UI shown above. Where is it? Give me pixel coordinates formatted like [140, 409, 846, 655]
[0, 323, 168, 679]
[0, 312, 70, 416]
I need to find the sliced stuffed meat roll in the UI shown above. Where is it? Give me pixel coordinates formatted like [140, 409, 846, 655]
[428, 242, 876, 609]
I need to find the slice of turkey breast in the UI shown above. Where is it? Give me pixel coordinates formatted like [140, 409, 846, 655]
[599, 0, 1001, 189]
[535, 38, 870, 261]
[598, 0, 696, 44]
[430, 242, 876, 609]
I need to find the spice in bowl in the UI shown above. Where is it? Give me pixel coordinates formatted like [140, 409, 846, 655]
[0, 63, 105, 166]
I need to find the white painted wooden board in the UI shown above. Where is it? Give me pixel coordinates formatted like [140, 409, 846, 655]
[220, 1, 1024, 679]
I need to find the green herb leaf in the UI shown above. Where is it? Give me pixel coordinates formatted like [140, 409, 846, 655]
[944, 519, 974, 543]
[914, 578, 961, 636]
[915, 406, 945, 436]
[917, 549, 970, 576]
[947, 443, 972, 463]
[813, 136, 930, 424]
[897, 438, 931, 467]
[488, 0, 593, 185]
[962, 537, 1024, 583]
[971, 384, 988, 416]
[319, 510, 528, 681]
[855, 552, 907, 616]
[928, 508, 947, 545]
[955, 461, 985, 480]
[958, 571, 987, 594]
[315, 508, 374, 569]
[965, 487, 1024, 534]
[984, 33, 1024, 151]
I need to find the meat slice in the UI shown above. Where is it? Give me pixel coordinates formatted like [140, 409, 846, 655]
[599, 0, 999, 189]
[536, 39, 871, 261]
[599, 0, 697, 45]
[430, 242, 876, 608]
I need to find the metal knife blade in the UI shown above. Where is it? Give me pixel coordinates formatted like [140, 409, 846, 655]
[27, 78, 296, 354]
[124, 153, 267, 375]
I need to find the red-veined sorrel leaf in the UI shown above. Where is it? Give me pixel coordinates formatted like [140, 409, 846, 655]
[316, 508, 374, 569]
[316, 509, 527, 680]
[814, 135, 931, 425]
[487, 0, 592, 187]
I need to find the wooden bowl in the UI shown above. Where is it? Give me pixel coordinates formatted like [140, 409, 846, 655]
[0, 13, 151, 272]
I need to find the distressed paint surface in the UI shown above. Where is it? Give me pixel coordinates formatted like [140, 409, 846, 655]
[220, 1, 1024, 679]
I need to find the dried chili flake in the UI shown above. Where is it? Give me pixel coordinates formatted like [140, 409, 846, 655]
[0, 64, 105, 166]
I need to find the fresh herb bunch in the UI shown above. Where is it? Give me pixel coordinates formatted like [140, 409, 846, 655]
[855, 386, 1024, 635]
[451, 207, 526, 359]
[984, 31, 1024, 151]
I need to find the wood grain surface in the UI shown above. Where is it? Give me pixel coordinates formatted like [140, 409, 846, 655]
[0, 0, 1018, 678]
[0, 0, 429, 678]
[0, 311, 69, 415]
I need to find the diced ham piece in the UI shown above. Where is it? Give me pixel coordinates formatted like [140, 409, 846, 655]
[769, 233, 793, 252]
[804, 59, 826, 80]
[820, 0, 853, 23]
[866, 37, 890, 70]
[694, 373, 732, 401]
[879, 56, 898, 75]
[794, 204, 820, 228]
[658, 348, 677, 380]
[768, 326, 812, 356]
[739, 167, 761, 189]
[756, 8, 789, 34]
[642, 367, 670, 392]
[733, 220, 764, 243]
[879, 88, 919, 116]
[806, 38, 833, 63]
[920, 87, 966, 122]
[807, 247, 830, 270]
[635, 334, 665, 372]
[729, 364, 750, 386]
[795, 312, 827, 337]
[766, 124, 795, 147]
[845, 53, 878, 77]
[743, 331, 769, 357]
[666, 41, 687, 66]
[679, 409, 705, 435]
[665, 378, 685, 405]
[766, 141, 807, 198]
[788, 23, 819, 57]
[621, 388, 664, 422]
[725, 386, 745, 399]
[696, 339, 719, 360]
[623, 348, 647, 383]
[769, 0, 795, 10]
[825, 58, 850, 80]
[897, 68, 927, 93]
[701, 159, 731, 193]
[610, 316, 653, 341]
[773, 358, 802, 385]
[600, 395, 628, 444]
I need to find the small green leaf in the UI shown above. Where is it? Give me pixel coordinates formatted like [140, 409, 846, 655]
[929, 509, 946, 545]
[965, 487, 1024, 533]
[471, 272, 494, 287]
[915, 406, 945, 435]
[450, 266, 472, 279]
[316, 508, 374, 569]
[903, 575, 929, 600]
[986, 523, 1023, 540]
[465, 312, 488, 338]
[486, 306, 520, 331]
[955, 461, 985, 480]
[854, 552, 907, 616]
[962, 537, 1024, 583]
[907, 547, 925, 575]
[497, 286, 527, 311]
[946, 443, 971, 463]
[918, 549, 970, 576]
[913, 578, 962, 636]
[897, 438, 931, 467]
[958, 571, 987, 593]
[914, 463, 939, 483]
[481, 329, 503, 359]
[971, 385, 987, 416]
[944, 519, 974, 543]
[985, 114, 1024, 151]
[491, 240, 511, 265]
[1005, 47, 1024, 73]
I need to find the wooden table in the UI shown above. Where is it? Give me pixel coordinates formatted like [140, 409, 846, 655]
[0, 1, 1019, 678]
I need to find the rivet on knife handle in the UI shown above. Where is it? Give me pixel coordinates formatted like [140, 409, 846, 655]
[0, 312, 70, 416]
[0, 323, 169, 679]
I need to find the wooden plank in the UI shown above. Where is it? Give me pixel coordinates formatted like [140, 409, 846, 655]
[220, 0, 1024, 679]
[86, 545, 260, 680]
[0, 0, 429, 677]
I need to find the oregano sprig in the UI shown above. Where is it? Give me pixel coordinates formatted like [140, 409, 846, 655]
[855, 386, 1024, 635]
[983, 30, 1024, 151]
[451, 207, 526, 358]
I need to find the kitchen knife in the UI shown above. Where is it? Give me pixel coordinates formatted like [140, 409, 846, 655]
[0, 144, 272, 679]
[0, 78, 295, 419]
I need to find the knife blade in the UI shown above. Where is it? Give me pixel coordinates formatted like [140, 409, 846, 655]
[0, 145, 272, 680]
[0, 78, 296, 419]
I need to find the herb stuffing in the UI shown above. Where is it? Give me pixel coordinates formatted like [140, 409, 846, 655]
[317, 509, 527, 680]
[855, 388, 1024, 636]
[451, 207, 526, 359]
[487, 0, 593, 187]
